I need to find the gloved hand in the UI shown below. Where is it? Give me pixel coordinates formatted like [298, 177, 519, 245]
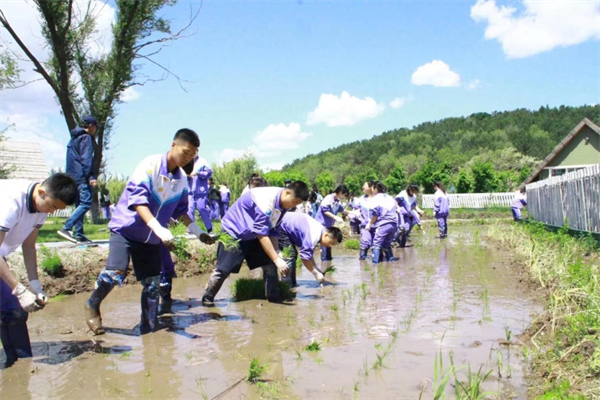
[29, 279, 48, 306]
[12, 283, 43, 312]
[187, 222, 216, 244]
[147, 218, 174, 245]
[274, 257, 290, 277]
[311, 268, 324, 283]
[333, 216, 344, 224]
[365, 223, 372, 231]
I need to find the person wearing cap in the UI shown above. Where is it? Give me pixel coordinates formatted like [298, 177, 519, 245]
[57, 115, 98, 243]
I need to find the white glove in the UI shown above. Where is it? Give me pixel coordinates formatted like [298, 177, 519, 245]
[29, 279, 48, 305]
[12, 283, 43, 312]
[147, 218, 174, 245]
[311, 269, 324, 283]
[333, 216, 344, 223]
[365, 223, 372, 231]
[187, 222, 215, 244]
[274, 257, 290, 277]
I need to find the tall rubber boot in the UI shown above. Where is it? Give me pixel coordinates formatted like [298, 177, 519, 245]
[159, 274, 173, 315]
[359, 248, 368, 260]
[263, 263, 282, 303]
[281, 257, 297, 287]
[140, 276, 160, 335]
[399, 232, 408, 248]
[202, 269, 228, 306]
[84, 273, 118, 335]
[383, 247, 396, 262]
[372, 247, 382, 264]
[0, 309, 32, 367]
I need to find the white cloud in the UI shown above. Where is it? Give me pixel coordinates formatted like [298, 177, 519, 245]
[411, 60, 461, 87]
[471, 0, 600, 59]
[253, 122, 312, 150]
[465, 79, 482, 90]
[389, 96, 414, 109]
[306, 91, 385, 127]
[121, 86, 141, 102]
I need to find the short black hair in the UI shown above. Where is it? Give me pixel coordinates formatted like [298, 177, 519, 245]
[42, 173, 78, 205]
[334, 184, 349, 196]
[249, 176, 269, 188]
[287, 181, 309, 201]
[326, 227, 343, 243]
[173, 128, 200, 148]
[373, 181, 387, 193]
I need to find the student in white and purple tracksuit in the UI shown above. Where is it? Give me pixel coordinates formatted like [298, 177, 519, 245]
[277, 212, 343, 287]
[0, 174, 78, 367]
[395, 184, 425, 248]
[357, 181, 374, 260]
[84, 129, 214, 336]
[433, 182, 450, 238]
[208, 179, 221, 221]
[315, 185, 349, 261]
[219, 183, 231, 218]
[511, 188, 527, 221]
[187, 156, 213, 232]
[201, 182, 309, 306]
[366, 182, 398, 263]
[347, 194, 361, 234]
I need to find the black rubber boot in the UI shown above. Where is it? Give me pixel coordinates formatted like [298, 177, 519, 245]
[159, 274, 173, 315]
[140, 276, 160, 335]
[202, 269, 228, 306]
[383, 247, 396, 262]
[0, 309, 32, 367]
[264, 263, 282, 303]
[359, 248, 368, 260]
[84, 279, 114, 335]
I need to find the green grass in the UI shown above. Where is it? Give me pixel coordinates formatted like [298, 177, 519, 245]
[231, 277, 295, 302]
[39, 245, 64, 277]
[305, 340, 322, 352]
[38, 217, 110, 243]
[343, 239, 360, 250]
[171, 237, 190, 260]
[247, 357, 269, 383]
[489, 221, 600, 398]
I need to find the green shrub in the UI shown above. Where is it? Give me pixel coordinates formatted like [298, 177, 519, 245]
[343, 239, 360, 250]
[40, 248, 64, 278]
[231, 277, 295, 301]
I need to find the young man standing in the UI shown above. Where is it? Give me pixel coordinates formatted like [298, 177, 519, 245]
[201, 182, 309, 306]
[219, 183, 231, 219]
[208, 179, 221, 221]
[84, 129, 214, 335]
[187, 155, 214, 233]
[1, 173, 78, 367]
[58, 115, 98, 243]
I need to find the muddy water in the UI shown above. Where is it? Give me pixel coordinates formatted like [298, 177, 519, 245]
[1, 226, 541, 400]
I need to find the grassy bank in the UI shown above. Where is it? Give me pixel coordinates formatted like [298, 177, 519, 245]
[488, 222, 599, 399]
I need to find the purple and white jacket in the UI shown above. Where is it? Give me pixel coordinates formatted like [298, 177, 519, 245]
[315, 193, 343, 228]
[221, 187, 286, 241]
[511, 193, 527, 210]
[109, 153, 189, 244]
[188, 157, 213, 198]
[434, 189, 450, 217]
[395, 190, 417, 217]
[369, 193, 398, 228]
[278, 212, 324, 260]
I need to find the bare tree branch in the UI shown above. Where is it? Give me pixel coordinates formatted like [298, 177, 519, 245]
[62, 0, 74, 37]
[135, 53, 189, 92]
[6, 77, 44, 89]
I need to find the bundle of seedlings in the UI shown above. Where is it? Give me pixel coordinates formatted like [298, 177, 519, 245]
[231, 277, 295, 301]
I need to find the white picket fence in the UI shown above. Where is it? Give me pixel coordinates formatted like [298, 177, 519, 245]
[50, 208, 75, 218]
[526, 164, 600, 233]
[422, 192, 514, 209]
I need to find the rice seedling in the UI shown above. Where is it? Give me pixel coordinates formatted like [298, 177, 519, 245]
[432, 349, 453, 400]
[296, 257, 303, 269]
[359, 358, 370, 376]
[315, 357, 324, 365]
[195, 375, 208, 400]
[305, 340, 322, 352]
[450, 356, 496, 400]
[50, 292, 67, 302]
[324, 265, 337, 275]
[256, 381, 282, 399]
[344, 238, 360, 250]
[295, 349, 303, 361]
[171, 237, 190, 260]
[372, 342, 393, 370]
[217, 231, 240, 251]
[145, 370, 151, 377]
[495, 350, 503, 378]
[479, 289, 491, 321]
[247, 357, 269, 383]
[504, 326, 512, 343]
[286, 312, 293, 326]
[361, 283, 369, 300]
[231, 277, 295, 301]
[280, 245, 294, 259]
[39, 246, 64, 277]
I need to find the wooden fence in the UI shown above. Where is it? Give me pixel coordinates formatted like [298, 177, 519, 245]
[422, 193, 514, 209]
[526, 164, 600, 233]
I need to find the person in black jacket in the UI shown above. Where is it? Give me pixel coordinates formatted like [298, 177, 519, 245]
[57, 115, 98, 243]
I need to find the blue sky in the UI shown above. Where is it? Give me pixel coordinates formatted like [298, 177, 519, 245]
[2, 0, 599, 175]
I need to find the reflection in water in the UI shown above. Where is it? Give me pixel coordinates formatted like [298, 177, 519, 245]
[0, 226, 541, 399]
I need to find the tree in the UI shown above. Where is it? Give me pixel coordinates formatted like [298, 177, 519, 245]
[471, 162, 497, 193]
[383, 164, 407, 195]
[0, 1, 199, 220]
[0, 47, 19, 178]
[315, 172, 335, 195]
[410, 161, 453, 194]
[507, 125, 553, 158]
[212, 154, 261, 201]
[455, 169, 474, 193]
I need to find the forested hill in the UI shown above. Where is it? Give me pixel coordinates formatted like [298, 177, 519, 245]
[278, 105, 600, 194]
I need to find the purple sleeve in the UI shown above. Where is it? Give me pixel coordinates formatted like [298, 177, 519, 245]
[299, 236, 315, 260]
[370, 204, 382, 218]
[251, 205, 271, 236]
[172, 189, 190, 220]
[434, 196, 441, 214]
[411, 210, 421, 226]
[521, 199, 527, 206]
[126, 180, 152, 211]
[197, 165, 213, 180]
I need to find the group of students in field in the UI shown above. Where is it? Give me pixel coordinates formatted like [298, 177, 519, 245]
[1, 116, 527, 368]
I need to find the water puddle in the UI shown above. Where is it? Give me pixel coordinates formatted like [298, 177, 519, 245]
[1, 226, 541, 399]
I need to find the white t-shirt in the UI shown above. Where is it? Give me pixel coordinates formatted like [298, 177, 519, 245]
[0, 180, 47, 257]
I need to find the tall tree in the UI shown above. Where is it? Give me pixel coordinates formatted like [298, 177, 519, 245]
[0, 1, 198, 219]
[0, 46, 20, 178]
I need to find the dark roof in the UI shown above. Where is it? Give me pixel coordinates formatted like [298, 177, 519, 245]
[520, 118, 600, 188]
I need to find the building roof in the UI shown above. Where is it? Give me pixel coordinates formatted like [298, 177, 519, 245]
[521, 118, 600, 188]
[0, 140, 50, 181]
